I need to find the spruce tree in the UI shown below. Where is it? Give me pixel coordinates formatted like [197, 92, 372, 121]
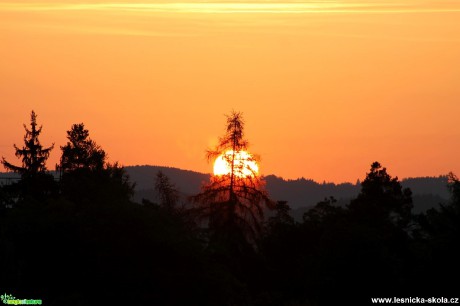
[59, 123, 106, 172]
[1, 111, 55, 198]
[1, 110, 54, 178]
[59, 123, 134, 203]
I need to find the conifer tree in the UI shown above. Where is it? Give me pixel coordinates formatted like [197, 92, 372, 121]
[59, 123, 106, 172]
[348, 161, 413, 227]
[1, 111, 55, 198]
[1, 110, 54, 178]
[59, 123, 134, 203]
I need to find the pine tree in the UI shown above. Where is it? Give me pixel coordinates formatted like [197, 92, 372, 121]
[1, 111, 55, 199]
[1, 111, 54, 178]
[59, 123, 106, 172]
[59, 123, 134, 203]
[348, 161, 413, 227]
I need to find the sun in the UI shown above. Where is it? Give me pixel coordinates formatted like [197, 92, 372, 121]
[213, 150, 259, 177]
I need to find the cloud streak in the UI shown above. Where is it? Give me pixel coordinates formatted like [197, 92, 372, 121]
[1, 2, 460, 14]
[1, 1, 459, 39]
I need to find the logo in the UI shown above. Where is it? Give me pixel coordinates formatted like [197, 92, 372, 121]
[0, 293, 42, 305]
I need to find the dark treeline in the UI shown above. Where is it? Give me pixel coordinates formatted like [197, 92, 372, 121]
[0, 111, 459, 305]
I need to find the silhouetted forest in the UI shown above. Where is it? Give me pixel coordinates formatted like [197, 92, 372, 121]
[0, 111, 459, 305]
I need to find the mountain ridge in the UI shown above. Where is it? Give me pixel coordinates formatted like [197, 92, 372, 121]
[0, 165, 450, 218]
[123, 165, 450, 216]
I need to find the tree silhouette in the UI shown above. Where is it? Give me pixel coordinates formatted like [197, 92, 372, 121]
[155, 170, 179, 212]
[1, 111, 54, 178]
[1, 111, 55, 198]
[349, 161, 413, 227]
[303, 196, 342, 224]
[59, 123, 134, 203]
[417, 171, 460, 295]
[59, 123, 106, 173]
[447, 172, 460, 209]
[268, 200, 294, 229]
[192, 111, 274, 247]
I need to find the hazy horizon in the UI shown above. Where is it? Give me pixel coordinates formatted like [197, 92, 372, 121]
[0, 162, 451, 185]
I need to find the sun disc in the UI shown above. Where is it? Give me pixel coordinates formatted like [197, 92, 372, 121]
[213, 150, 259, 177]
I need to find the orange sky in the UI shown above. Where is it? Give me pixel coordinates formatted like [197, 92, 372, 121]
[1, 1, 459, 183]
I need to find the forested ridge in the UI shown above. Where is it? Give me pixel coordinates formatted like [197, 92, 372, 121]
[1, 111, 459, 305]
[123, 165, 449, 217]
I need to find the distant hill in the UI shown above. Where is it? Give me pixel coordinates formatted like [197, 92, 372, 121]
[125, 165, 210, 204]
[124, 166, 363, 209]
[124, 165, 450, 219]
[401, 176, 450, 198]
[1, 165, 450, 219]
[126, 165, 210, 193]
[264, 175, 359, 209]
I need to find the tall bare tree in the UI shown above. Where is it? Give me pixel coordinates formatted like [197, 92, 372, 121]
[192, 111, 274, 246]
[155, 170, 179, 212]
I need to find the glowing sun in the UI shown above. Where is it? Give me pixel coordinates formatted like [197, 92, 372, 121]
[213, 150, 259, 177]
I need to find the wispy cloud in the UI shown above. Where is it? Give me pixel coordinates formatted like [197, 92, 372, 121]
[1, 1, 459, 38]
[1, 2, 460, 14]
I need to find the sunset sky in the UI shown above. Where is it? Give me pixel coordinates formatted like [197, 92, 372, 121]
[1, 1, 459, 183]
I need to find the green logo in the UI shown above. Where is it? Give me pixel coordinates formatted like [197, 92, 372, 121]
[1, 293, 42, 305]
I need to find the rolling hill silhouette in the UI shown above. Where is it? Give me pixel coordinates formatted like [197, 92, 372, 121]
[0, 165, 448, 220]
[124, 165, 449, 219]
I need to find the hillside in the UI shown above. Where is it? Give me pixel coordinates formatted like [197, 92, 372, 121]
[1, 166, 449, 217]
[124, 165, 450, 218]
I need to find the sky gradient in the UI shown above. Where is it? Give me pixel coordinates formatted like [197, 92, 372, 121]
[1, 1, 459, 183]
